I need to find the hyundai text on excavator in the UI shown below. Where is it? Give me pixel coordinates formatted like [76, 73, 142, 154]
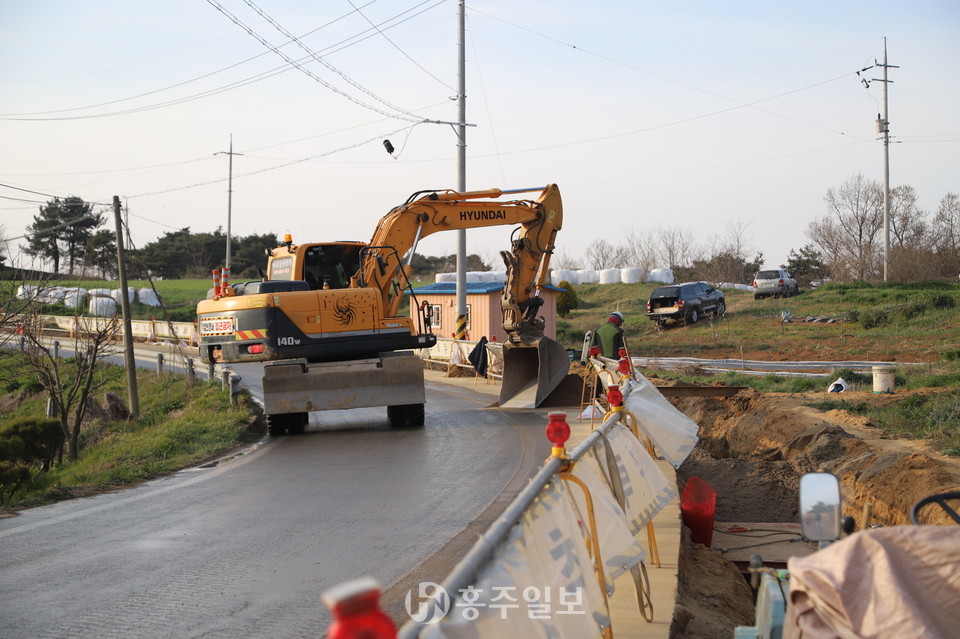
[196, 184, 568, 435]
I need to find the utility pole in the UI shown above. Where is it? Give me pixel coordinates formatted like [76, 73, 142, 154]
[215, 135, 243, 271]
[455, 0, 468, 340]
[873, 37, 898, 282]
[113, 196, 139, 419]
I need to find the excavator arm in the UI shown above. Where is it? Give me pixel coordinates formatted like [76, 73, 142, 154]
[361, 184, 562, 345]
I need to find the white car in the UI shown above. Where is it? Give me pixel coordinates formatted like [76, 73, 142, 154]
[753, 269, 799, 299]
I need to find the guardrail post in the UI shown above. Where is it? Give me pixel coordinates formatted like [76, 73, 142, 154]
[46, 397, 58, 418]
[53, 340, 60, 360]
[207, 362, 215, 382]
[229, 374, 240, 406]
[221, 369, 231, 390]
[186, 358, 196, 385]
[18, 335, 25, 350]
[156, 353, 164, 376]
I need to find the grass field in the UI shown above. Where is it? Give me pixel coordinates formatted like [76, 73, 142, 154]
[556, 281, 960, 364]
[0, 352, 263, 508]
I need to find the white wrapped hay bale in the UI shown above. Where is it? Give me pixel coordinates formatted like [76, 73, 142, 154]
[646, 268, 675, 284]
[577, 269, 599, 284]
[110, 287, 136, 304]
[599, 269, 620, 284]
[16, 285, 37, 300]
[621, 267, 644, 284]
[435, 272, 456, 283]
[465, 271, 482, 283]
[89, 296, 117, 317]
[88, 288, 112, 297]
[554, 269, 578, 286]
[138, 288, 160, 307]
[63, 288, 88, 309]
[37, 287, 66, 304]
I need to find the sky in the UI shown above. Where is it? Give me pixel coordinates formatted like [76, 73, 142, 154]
[1, 0, 958, 276]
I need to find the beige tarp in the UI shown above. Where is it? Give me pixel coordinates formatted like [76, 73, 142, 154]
[784, 526, 960, 639]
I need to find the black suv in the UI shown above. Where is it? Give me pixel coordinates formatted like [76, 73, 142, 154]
[646, 281, 725, 326]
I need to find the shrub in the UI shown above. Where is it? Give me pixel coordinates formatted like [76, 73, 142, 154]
[859, 307, 891, 329]
[556, 280, 580, 318]
[0, 417, 63, 503]
[931, 294, 956, 310]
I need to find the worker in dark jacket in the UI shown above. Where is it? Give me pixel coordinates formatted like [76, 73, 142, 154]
[592, 311, 625, 358]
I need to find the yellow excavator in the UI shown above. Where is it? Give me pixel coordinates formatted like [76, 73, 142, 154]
[196, 184, 568, 434]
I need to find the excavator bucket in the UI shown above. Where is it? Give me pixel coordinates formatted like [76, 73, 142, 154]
[498, 337, 571, 408]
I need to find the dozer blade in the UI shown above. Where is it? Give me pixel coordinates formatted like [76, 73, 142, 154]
[498, 337, 570, 408]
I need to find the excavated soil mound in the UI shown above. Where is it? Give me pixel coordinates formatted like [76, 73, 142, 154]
[665, 386, 960, 638]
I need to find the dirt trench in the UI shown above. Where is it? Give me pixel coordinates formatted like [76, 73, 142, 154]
[662, 386, 960, 638]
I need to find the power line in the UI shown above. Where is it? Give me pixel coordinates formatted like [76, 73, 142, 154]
[345, 0, 455, 91]
[0, 0, 444, 121]
[468, 6, 873, 141]
[206, 0, 424, 122]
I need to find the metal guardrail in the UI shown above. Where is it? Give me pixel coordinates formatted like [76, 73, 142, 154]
[397, 408, 626, 639]
[395, 356, 695, 638]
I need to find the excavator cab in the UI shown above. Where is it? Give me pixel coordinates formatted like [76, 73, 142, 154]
[299, 244, 362, 290]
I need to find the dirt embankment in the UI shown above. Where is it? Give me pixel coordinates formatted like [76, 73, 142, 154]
[675, 388, 960, 527]
[662, 386, 960, 638]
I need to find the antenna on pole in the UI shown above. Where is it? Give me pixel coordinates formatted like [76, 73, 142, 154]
[872, 37, 898, 282]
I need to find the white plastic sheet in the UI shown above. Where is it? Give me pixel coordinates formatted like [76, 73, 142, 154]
[569, 454, 646, 588]
[424, 481, 610, 638]
[827, 377, 848, 393]
[621, 374, 699, 468]
[602, 424, 677, 531]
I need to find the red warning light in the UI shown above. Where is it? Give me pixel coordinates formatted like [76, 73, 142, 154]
[323, 577, 397, 639]
[607, 385, 623, 407]
[545, 412, 571, 449]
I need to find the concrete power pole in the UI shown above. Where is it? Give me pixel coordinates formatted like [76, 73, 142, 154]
[455, 0, 468, 340]
[216, 135, 243, 271]
[113, 196, 139, 419]
[873, 38, 898, 281]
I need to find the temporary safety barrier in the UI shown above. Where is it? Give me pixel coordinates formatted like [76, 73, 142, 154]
[38, 315, 196, 343]
[392, 354, 700, 638]
[417, 338, 503, 380]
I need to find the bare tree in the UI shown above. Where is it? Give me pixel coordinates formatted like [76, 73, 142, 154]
[584, 239, 617, 269]
[655, 226, 695, 270]
[551, 247, 583, 270]
[932, 192, 960, 277]
[620, 228, 658, 277]
[808, 173, 884, 281]
[18, 314, 119, 462]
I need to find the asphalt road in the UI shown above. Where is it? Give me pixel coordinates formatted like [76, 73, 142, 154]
[0, 361, 552, 638]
